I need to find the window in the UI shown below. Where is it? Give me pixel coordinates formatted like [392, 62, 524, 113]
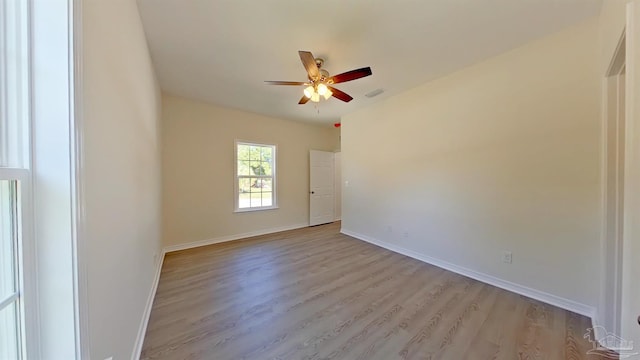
[0, 0, 31, 358]
[235, 141, 277, 211]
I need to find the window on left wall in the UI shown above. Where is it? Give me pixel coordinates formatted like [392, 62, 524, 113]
[235, 141, 277, 211]
[0, 0, 32, 358]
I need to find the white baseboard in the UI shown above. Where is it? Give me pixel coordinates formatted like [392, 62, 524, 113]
[340, 228, 596, 319]
[164, 223, 309, 253]
[589, 312, 607, 344]
[131, 248, 166, 360]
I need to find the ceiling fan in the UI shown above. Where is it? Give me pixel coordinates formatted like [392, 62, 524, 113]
[265, 51, 372, 105]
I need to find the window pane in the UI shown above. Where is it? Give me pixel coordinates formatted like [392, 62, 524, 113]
[262, 161, 272, 176]
[249, 146, 261, 161]
[262, 178, 272, 191]
[237, 144, 250, 161]
[238, 178, 250, 194]
[261, 192, 273, 207]
[0, 302, 19, 360]
[0, 180, 16, 300]
[238, 192, 250, 209]
[250, 161, 266, 176]
[238, 161, 250, 176]
[250, 191, 261, 208]
[261, 147, 272, 162]
[247, 177, 257, 191]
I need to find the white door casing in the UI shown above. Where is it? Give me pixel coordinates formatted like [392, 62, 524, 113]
[621, 0, 640, 347]
[602, 32, 626, 337]
[309, 150, 335, 226]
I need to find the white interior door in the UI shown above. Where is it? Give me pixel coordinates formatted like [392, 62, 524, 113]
[334, 152, 342, 221]
[309, 150, 335, 226]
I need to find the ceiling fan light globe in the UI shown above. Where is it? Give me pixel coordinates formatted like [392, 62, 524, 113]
[323, 89, 333, 100]
[311, 92, 320, 102]
[317, 83, 328, 96]
[303, 86, 314, 98]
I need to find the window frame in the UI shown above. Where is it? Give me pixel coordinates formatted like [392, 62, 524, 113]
[0, 168, 35, 360]
[234, 140, 278, 212]
[0, 0, 39, 357]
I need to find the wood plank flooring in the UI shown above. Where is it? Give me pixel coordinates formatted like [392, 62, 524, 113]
[141, 222, 609, 360]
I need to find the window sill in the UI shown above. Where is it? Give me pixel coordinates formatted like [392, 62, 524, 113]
[234, 206, 279, 213]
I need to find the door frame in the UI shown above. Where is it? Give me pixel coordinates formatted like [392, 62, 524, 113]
[620, 0, 640, 343]
[599, 1, 640, 344]
[600, 29, 626, 336]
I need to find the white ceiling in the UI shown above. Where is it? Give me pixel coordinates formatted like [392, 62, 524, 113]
[137, 0, 602, 125]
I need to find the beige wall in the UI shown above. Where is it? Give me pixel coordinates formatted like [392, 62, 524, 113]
[82, 0, 162, 358]
[162, 95, 339, 247]
[341, 18, 601, 309]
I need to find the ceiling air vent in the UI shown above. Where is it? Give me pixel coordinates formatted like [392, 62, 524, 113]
[365, 88, 384, 98]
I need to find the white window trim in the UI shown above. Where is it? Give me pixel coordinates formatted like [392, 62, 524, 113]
[29, 0, 79, 357]
[2, 0, 81, 358]
[234, 140, 278, 212]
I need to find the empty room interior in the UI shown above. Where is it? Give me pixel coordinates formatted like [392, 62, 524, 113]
[3, 0, 640, 359]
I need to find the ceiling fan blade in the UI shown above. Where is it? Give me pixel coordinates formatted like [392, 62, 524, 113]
[329, 67, 372, 84]
[299, 51, 320, 80]
[328, 86, 353, 102]
[298, 95, 310, 104]
[264, 81, 308, 86]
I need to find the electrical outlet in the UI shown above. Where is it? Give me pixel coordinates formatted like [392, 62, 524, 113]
[386, 225, 393, 232]
[502, 251, 512, 264]
[403, 231, 409, 238]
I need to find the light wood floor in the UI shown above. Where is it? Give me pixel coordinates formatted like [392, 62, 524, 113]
[141, 222, 609, 360]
